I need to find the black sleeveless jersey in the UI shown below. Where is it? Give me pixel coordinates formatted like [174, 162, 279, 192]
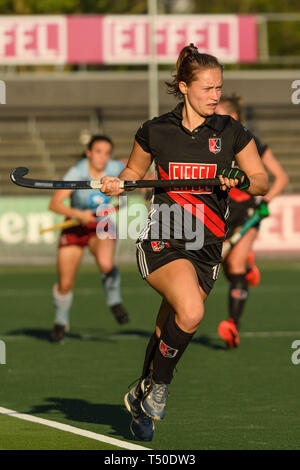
[136, 102, 254, 247]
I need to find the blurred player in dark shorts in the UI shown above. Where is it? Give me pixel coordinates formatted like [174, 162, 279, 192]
[49, 135, 130, 344]
[216, 95, 289, 348]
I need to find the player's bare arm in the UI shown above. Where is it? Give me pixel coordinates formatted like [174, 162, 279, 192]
[100, 140, 152, 196]
[49, 189, 96, 225]
[261, 148, 289, 202]
[234, 138, 269, 195]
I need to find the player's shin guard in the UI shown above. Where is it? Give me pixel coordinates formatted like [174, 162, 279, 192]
[152, 312, 194, 384]
[101, 266, 122, 307]
[228, 273, 249, 330]
[133, 333, 159, 398]
[53, 284, 73, 327]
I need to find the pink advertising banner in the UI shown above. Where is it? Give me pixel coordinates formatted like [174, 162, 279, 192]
[0, 14, 257, 64]
[253, 195, 300, 253]
[0, 16, 67, 64]
[102, 14, 257, 64]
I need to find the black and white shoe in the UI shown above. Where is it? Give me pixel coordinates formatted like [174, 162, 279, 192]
[124, 383, 154, 441]
[141, 376, 169, 421]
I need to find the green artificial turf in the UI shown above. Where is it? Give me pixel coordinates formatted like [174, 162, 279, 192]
[0, 415, 123, 450]
[0, 261, 299, 450]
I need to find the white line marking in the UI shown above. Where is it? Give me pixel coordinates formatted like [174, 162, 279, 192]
[0, 287, 152, 297]
[0, 285, 298, 297]
[0, 406, 151, 451]
[203, 331, 300, 339]
[2, 331, 300, 344]
[79, 331, 300, 340]
[239, 331, 300, 338]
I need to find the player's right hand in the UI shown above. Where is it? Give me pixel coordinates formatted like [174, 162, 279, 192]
[100, 176, 124, 196]
[77, 210, 96, 226]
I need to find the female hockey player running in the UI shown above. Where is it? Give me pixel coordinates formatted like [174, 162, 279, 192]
[49, 135, 130, 344]
[100, 45, 268, 441]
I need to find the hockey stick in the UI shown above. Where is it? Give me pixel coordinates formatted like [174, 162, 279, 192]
[222, 202, 269, 256]
[39, 219, 80, 234]
[10, 167, 220, 191]
[39, 205, 119, 234]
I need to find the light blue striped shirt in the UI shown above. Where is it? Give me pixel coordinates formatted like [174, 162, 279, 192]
[63, 158, 124, 212]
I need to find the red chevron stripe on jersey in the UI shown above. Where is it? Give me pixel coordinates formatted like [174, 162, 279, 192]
[167, 191, 225, 237]
[179, 192, 225, 234]
[157, 164, 225, 238]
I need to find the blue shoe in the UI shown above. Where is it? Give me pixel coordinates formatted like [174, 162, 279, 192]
[141, 376, 169, 421]
[124, 384, 154, 441]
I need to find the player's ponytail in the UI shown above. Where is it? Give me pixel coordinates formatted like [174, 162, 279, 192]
[166, 43, 223, 98]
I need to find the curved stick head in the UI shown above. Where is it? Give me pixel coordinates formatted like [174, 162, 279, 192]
[10, 167, 29, 184]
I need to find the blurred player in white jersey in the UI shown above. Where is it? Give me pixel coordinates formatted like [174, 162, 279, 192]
[49, 135, 130, 343]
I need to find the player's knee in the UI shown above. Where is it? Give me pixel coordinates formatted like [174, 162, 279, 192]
[58, 280, 74, 295]
[98, 260, 114, 274]
[226, 257, 247, 274]
[176, 300, 204, 332]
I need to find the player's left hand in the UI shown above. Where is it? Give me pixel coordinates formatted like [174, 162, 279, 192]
[218, 167, 250, 191]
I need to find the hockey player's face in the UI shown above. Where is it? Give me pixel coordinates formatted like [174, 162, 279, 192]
[86, 141, 112, 171]
[184, 68, 223, 117]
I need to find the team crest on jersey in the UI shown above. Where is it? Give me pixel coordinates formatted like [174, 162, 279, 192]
[151, 241, 170, 252]
[209, 138, 221, 154]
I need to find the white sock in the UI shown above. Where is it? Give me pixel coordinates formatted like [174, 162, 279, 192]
[101, 266, 122, 307]
[53, 284, 73, 327]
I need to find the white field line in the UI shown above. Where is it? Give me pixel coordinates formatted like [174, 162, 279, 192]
[77, 331, 300, 340]
[197, 331, 300, 339]
[0, 287, 151, 297]
[0, 285, 299, 297]
[2, 332, 300, 343]
[238, 331, 300, 338]
[0, 406, 151, 451]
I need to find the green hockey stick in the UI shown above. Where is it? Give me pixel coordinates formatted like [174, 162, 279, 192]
[222, 202, 269, 256]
